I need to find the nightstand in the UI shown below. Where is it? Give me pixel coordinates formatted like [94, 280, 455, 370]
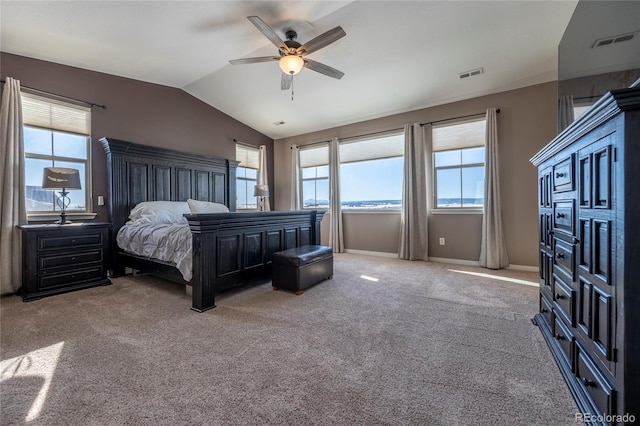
[19, 222, 112, 301]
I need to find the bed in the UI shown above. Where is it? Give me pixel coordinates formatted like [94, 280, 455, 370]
[101, 137, 325, 312]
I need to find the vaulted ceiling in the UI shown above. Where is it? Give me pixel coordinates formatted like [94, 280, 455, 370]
[1, 1, 579, 139]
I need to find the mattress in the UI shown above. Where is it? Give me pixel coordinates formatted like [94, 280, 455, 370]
[116, 222, 192, 281]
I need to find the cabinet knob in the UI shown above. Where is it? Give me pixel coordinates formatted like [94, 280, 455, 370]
[554, 333, 564, 341]
[541, 308, 548, 313]
[555, 293, 564, 300]
[581, 377, 593, 387]
[71, 256, 76, 261]
[556, 253, 566, 259]
[555, 172, 565, 178]
[556, 213, 565, 219]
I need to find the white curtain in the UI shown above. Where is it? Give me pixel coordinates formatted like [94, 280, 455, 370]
[290, 145, 301, 210]
[328, 137, 344, 253]
[256, 145, 270, 211]
[0, 77, 27, 295]
[479, 108, 509, 269]
[399, 123, 430, 261]
[558, 95, 575, 132]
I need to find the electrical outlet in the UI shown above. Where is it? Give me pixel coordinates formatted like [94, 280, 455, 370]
[97, 196, 105, 206]
[439, 237, 445, 245]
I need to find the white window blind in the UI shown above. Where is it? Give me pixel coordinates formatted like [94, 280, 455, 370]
[236, 144, 259, 169]
[432, 117, 485, 152]
[300, 144, 329, 168]
[21, 92, 91, 135]
[339, 132, 403, 163]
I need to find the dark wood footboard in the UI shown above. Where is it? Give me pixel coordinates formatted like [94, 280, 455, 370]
[187, 210, 325, 312]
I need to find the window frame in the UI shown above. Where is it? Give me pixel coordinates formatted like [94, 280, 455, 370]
[338, 131, 404, 211]
[21, 92, 95, 222]
[235, 144, 260, 210]
[431, 117, 486, 214]
[299, 144, 329, 209]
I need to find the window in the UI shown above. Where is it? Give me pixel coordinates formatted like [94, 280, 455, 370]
[300, 144, 329, 208]
[22, 92, 91, 216]
[236, 144, 259, 209]
[340, 132, 403, 209]
[432, 118, 486, 209]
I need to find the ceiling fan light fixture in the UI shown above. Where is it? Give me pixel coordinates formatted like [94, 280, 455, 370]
[279, 55, 304, 75]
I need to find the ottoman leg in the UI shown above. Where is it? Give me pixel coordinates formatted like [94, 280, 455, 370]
[295, 290, 303, 296]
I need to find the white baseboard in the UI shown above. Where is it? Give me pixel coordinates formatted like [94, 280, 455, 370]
[344, 249, 398, 258]
[507, 264, 539, 272]
[427, 257, 538, 272]
[428, 257, 480, 266]
[344, 251, 539, 272]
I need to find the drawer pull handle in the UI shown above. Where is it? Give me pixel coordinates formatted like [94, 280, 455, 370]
[554, 333, 564, 341]
[71, 239, 77, 244]
[556, 253, 566, 259]
[555, 293, 564, 300]
[556, 213, 565, 219]
[581, 377, 593, 387]
[541, 308, 548, 313]
[71, 257, 76, 261]
[555, 172, 566, 178]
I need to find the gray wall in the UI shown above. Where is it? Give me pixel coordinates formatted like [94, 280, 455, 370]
[275, 82, 558, 267]
[1, 52, 274, 222]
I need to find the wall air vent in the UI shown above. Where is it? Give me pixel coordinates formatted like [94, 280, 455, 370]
[459, 68, 484, 79]
[593, 32, 636, 48]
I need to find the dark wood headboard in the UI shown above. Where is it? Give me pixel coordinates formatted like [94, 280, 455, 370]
[100, 137, 238, 235]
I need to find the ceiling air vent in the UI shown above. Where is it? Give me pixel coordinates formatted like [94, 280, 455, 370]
[593, 32, 636, 48]
[459, 68, 484, 79]
[273, 120, 286, 126]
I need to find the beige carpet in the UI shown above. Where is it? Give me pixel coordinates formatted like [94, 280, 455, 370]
[1, 253, 577, 425]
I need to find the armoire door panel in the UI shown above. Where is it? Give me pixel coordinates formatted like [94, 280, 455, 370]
[593, 146, 611, 209]
[593, 220, 611, 284]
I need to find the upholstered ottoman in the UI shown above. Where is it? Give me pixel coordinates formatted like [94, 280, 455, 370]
[272, 245, 333, 295]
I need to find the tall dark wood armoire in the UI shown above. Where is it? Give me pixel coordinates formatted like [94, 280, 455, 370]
[530, 86, 640, 424]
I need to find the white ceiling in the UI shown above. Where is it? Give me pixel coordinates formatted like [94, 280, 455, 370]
[1, 1, 578, 140]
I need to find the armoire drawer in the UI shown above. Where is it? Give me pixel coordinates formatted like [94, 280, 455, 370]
[554, 238, 575, 280]
[553, 156, 573, 193]
[553, 315, 574, 368]
[553, 200, 574, 236]
[553, 273, 575, 327]
[575, 343, 615, 417]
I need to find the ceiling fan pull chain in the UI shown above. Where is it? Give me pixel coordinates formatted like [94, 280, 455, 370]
[291, 75, 294, 101]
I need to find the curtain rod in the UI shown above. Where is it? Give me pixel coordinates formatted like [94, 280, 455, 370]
[0, 79, 107, 109]
[420, 109, 499, 127]
[232, 138, 261, 148]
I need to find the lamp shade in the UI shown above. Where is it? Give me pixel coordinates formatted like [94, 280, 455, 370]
[253, 184, 270, 197]
[278, 55, 304, 75]
[42, 167, 82, 190]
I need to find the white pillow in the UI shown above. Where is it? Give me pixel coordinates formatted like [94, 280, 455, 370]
[128, 201, 190, 224]
[187, 199, 230, 213]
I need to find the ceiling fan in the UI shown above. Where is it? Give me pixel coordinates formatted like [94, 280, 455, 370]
[229, 16, 346, 90]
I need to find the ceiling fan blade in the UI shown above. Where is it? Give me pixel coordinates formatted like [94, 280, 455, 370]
[297, 26, 346, 55]
[303, 59, 345, 80]
[281, 73, 292, 90]
[247, 16, 286, 51]
[229, 56, 279, 65]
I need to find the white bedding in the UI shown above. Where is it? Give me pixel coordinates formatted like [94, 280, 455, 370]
[116, 222, 193, 281]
